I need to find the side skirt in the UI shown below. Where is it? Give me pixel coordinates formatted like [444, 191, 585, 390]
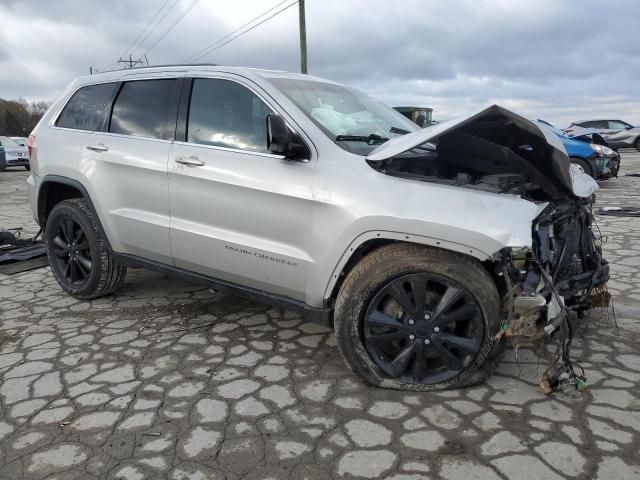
[112, 252, 333, 327]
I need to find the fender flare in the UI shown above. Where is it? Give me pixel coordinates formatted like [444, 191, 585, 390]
[38, 174, 113, 249]
[322, 230, 492, 302]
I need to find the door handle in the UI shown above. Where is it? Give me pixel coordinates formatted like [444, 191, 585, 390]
[86, 143, 109, 152]
[175, 155, 204, 167]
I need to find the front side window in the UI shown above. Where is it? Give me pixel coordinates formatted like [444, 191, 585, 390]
[187, 78, 272, 152]
[267, 77, 418, 154]
[608, 120, 631, 130]
[110, 79, 177, 139]
[56, 83, 119, 131]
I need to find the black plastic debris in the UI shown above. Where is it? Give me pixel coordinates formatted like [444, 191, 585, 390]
[597, 206, 640, 217]
[0, 229, 49, 275]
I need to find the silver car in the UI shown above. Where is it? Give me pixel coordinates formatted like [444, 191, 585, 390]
[0, 135, 30, 170]
[27, 65, 608, 391]
[567, 119, 640, 150]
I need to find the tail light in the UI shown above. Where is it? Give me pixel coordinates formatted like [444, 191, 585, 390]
[27, 134, 35, 158]
[27, 133, 37, 174]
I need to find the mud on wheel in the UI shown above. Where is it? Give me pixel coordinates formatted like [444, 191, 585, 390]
[45, 198, 126, 299]
[334, 243, 504, 391]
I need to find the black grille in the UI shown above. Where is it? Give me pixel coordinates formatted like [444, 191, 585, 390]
[555, 217, 584, 279]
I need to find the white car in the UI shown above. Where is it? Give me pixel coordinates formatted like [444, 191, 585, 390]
[10, 136, 29, 148]
[0, 136, 30, 170]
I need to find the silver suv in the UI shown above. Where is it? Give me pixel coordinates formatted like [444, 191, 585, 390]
[28, 65, 608, 391]
[567, 119, 640, 150]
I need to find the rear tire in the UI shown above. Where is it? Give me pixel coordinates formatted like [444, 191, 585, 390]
[334, 243, 504, 391]
[24, 165, 30, 171]
[45, 198, 126, 299]
[570, 157, 595, 178]
[635, 137, 640, 152]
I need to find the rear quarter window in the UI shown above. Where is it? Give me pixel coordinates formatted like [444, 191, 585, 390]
[56, 83, 119, 131]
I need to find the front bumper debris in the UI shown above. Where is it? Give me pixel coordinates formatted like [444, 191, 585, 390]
[495, 197, 609, 393]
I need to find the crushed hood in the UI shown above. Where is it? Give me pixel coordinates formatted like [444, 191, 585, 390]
[368, 104, 595, 198]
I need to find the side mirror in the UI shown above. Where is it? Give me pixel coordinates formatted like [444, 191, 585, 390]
[267, 114, 290, 156]
[266, 113, 310, 161]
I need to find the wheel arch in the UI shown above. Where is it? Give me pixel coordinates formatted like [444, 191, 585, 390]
[38, 175, 112, 249]
[322, 231, 493, 306]
[569, 156, 596, 177]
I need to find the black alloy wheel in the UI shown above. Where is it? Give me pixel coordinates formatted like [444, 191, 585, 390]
[363, 273, 485, 385]
[50, 216, 92, 286]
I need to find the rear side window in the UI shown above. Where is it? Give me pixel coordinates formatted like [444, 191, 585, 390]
[56, 83, 119, 131]
[187, 78, 272, 152]
[110, 79, 177, 140]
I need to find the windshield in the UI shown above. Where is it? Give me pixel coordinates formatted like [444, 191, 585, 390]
[0, 136, 19, 147]
[267, 77, 419, 154]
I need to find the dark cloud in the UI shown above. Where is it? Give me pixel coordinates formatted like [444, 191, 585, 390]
[1, 0, 639, 125]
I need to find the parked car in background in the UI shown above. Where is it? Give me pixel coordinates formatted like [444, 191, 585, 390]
[566, 119, 640, 150]
[10, 136, 29, 148]
[537, 120, 619, 179]
[0, 136, 30, 170]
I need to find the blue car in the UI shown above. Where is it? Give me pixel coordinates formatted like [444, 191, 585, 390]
[537, 120, 619, 179]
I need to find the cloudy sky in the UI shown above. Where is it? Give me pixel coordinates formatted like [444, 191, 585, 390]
[1, 0, 639, 126]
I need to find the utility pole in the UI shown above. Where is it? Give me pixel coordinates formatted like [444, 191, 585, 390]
[117, 54, 145, 69]
[298, 0, 308, 74]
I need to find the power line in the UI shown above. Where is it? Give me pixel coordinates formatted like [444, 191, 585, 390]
[130, 0, 181, 57]
[142, 0, 200, 57]
[184, 0, 296, 63]
[120, 0, 171, 60]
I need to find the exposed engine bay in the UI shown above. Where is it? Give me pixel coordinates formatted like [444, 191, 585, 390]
[367, 107, 610, 392]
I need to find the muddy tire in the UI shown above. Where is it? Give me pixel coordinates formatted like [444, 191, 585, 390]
[334, 243, 504, 391]
[45, 198, 126, 299]
[570, 157, 594, 178]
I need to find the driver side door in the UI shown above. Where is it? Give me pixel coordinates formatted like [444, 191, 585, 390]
[168, 76, 317, 301]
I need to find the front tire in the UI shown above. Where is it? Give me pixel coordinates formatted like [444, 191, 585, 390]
[634, 137, 640, 152]
[570, 157, 595, 178]
[45, 199, 126, 299]
[334, 244, 503, 391]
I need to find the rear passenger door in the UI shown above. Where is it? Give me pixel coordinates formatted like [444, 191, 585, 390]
[77, 76, 182, 264]
[168, 76, 316, 301]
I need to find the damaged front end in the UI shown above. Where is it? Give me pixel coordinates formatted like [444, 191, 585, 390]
[496, 195, 610, 391]
[366, 105, 611, 392]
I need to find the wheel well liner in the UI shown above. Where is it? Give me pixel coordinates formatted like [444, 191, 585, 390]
[327, 238, 395, 304]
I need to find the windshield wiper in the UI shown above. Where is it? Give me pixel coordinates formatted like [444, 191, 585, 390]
[390, 126, 411, 134]
[335, 133, 389, 144]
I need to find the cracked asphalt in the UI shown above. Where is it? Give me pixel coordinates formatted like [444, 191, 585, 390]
[1, 152, 640, 480]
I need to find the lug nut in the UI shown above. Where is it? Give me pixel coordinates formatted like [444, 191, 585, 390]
[424, 339, 431, 345]
[424, 313, 431, 320]
[408, 319, 415, 325]
[409, 334, 415, 341]
[433, 326, 440, 333]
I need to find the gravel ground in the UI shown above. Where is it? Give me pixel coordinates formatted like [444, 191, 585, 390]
[1, 152, 639, 480]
